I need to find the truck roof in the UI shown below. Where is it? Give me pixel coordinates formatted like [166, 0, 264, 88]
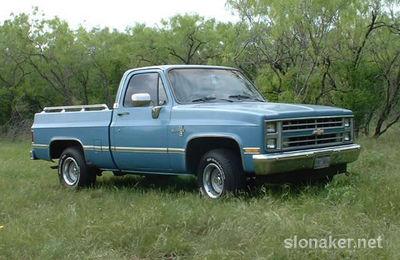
[124, 65, 237, 74]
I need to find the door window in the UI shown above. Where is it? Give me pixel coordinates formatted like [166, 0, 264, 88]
[123, 73, 168, 107]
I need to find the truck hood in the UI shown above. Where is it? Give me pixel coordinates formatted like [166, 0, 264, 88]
[176, 102, 353, 119]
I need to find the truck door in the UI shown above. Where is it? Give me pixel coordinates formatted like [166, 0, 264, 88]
[110, 71, 171, 171]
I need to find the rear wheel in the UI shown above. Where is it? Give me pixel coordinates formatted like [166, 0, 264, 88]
[58, 147, 96, 188]
[197, 149, 245, 198]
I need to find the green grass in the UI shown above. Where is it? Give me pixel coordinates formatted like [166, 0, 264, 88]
[1, 130, 399, 259]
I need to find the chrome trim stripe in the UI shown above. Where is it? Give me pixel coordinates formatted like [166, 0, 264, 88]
[168, 148, 186, 154]
[112, 147, 168, 153]
[111, 146, 186, 154]
[32, 144, 49, 149]
[83, 145, 99, 151]
[83, 145, 110, 151]
[34, 142, 185, 154]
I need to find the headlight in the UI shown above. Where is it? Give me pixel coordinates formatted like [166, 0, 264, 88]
[266, 122, 277, 133]
[266, 138, 277, 149]
[344, 118, 351, 127]
[344, 132, 351, 141]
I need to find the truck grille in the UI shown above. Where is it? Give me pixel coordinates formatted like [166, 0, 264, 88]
[283, 133, 343, 149]
[282, 117, 343, 131]
[265, 116, 353, 152]
[281, 118, 345, 150]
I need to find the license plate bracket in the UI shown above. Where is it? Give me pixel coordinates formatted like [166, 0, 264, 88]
[314, 155, 331, 169]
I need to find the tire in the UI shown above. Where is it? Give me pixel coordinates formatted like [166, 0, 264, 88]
[197, 149, 245, 198]
[58, 147, 96, 188]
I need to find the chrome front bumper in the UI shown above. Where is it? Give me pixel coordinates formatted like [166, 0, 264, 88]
[253, 144, 361, 175]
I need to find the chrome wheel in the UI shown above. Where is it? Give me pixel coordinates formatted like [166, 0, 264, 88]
[62, 157, 80, 186]
[203, 162, 225, 198]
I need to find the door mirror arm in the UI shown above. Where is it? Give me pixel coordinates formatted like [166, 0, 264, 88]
[152, 106, 162, 119]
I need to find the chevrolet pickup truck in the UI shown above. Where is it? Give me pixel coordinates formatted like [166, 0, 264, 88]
[31, 65, 361, 198]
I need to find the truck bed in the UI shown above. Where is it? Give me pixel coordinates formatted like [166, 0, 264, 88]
[31, 105, 117, 169]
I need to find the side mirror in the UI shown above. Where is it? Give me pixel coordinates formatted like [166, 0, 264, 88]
[131, 93, 151, 107]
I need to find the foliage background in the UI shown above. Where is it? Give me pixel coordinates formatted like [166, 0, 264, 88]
[0, 0, 399, 137]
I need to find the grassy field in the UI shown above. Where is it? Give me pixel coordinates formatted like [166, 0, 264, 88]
[0, 130, 399, 259]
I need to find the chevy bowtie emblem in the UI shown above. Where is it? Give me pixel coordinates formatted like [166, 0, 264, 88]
[313, 128, 325, 136]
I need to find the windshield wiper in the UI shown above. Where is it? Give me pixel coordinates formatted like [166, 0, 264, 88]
[228, 94, 265, 102]
[191, 96, 234, 103]
[191, 96, 217, 103]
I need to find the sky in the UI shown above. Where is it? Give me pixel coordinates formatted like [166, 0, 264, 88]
[0, 0, 240, 31]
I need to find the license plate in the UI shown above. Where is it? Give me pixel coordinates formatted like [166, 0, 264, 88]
[314, 155, 331, 169]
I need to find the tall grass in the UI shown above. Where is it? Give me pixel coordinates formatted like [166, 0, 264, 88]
[0, 130, 399, 259]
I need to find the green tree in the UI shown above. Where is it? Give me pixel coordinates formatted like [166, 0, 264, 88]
[0, 14, 33, 127]
[227, 0, 400, 136]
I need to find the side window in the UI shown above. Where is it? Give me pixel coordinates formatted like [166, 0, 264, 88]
[124, 73, 168, 107]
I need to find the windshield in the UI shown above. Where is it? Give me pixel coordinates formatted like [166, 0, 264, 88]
[167, 68, 266, 104]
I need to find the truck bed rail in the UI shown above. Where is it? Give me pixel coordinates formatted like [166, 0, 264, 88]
[42, 104, 109, 113]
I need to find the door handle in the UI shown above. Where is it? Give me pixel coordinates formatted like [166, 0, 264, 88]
[117, 111, 130, 116]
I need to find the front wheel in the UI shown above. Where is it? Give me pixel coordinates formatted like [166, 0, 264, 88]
[197, 149, 245, 198]
[58, 147, 96, 188]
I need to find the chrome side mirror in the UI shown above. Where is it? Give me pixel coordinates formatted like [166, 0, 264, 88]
[131, 93, 151, 107]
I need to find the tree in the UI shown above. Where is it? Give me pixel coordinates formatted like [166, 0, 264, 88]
[159, 14, 220, 64]
[227, 0, 400, 136]
[0, 4, 399, 138]
[0, 14, 32, 126]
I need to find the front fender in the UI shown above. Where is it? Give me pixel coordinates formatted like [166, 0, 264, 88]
[184, 132, 259, 173]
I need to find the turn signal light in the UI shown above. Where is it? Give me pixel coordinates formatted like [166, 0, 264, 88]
[244, 148, 261, 154]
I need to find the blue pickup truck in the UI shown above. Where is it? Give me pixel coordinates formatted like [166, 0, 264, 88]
[31, 65, 360, 198]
